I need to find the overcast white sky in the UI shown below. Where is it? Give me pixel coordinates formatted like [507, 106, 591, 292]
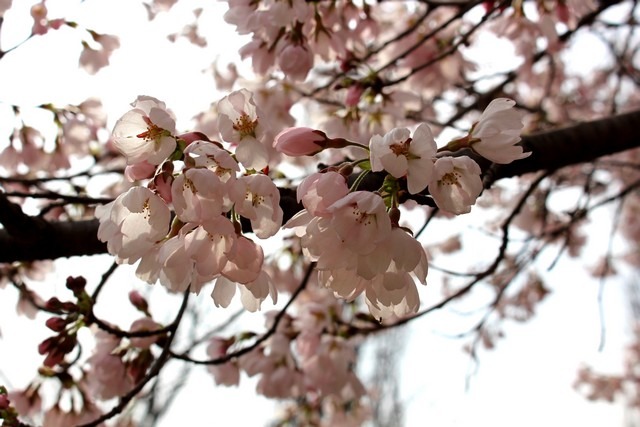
[0, 1, 634, 426]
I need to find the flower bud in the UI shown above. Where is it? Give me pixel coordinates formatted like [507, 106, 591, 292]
[129, 291, 149, 314]
[45, 317, 67, 332]
[38, 337, 55, 355]
[274, 127, 327, 156]
[65, 276, 86, 294]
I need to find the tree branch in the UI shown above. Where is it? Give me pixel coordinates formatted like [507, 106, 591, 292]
[0, 110, 638, 263]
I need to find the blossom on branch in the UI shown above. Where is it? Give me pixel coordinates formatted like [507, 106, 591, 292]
[428, 156, 483, 215]
[469, 98, 529, 164]
[217, 89, 269, 170]
[95, 187, 171, 264]
[230, 174, 283, 239]
[370, 123, 437, 194]
[112, 96, 177, 165]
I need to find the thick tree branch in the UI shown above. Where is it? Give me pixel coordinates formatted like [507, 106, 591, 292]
[0, 110, 638, 264]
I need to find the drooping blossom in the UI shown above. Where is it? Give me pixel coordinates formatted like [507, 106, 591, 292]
[370, 123, 437, 194]
[129, 317, 162, 349]
[469, 98, 529, 164]
[428, 156, 483, 215]
[221, 235, 264, 284]
[171, 168, 230, 223]
[186, 217, 237, 289]
[212, 271, 277, 312]
[85, 330, 133, 400]
[277, 40, 314, 82]
[297, 171, 349, 217]
[112, 96, 177, 165]
[207, 337, 240, 386]
[183, 140, 240, 182]
[230, 174, 283, 239]
[95, 187, 171, 264]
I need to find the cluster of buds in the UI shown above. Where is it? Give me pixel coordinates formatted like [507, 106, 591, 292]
[37, 276, 89, 368]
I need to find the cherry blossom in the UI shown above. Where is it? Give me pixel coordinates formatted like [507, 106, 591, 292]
[183, 140, 240, 182]
[172, 168, 230, 223]
[428, 156, 483, 215]
[112, 96, 177, 165]
[217, 89, 269, 170]
[278, 39, 314, 82]
[230, 174, 283, 238]
[221, 235, 264, 284]
[185, 217, 237, 283]
[297, 171, 349, 217]
[95, 187, 171, 264]
[207, 337, 240, 386]
[370, 123, 437, 194]
[469, 98, 529, 164]
[85, 330, 133, 400]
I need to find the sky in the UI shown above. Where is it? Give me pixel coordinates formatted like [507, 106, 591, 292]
[0, 0, 635, 426]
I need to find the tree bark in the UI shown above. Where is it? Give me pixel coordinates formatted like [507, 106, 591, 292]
[0, 109, 639, 263]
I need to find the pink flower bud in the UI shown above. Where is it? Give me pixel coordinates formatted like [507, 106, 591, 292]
[273, 127, 327, 156]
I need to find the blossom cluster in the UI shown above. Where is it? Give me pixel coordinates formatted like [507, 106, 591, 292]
[207, 281, 370, 425]
[96, 90, 527, 321]
[274, 98, 526, 318]
[96, 91, 282, 311]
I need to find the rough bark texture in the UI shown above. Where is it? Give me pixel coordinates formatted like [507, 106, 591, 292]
[1, 109, 639, 263]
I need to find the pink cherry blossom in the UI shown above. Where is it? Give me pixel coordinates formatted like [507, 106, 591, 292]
[79, 33, 120, 74]
[230, 174, 283, 238]
[365, 271, 420, 319]
[156, 229, 197, 293]
[297, 171, 349, 217]
[85, 330, 133, 400]
[217, 89, 269, 170]
[207, 337, 240, 386]
[470, 98, 529, 164]
[112, 96, 177, 165]
[277, 41, 314, 81]
[186, 216, 237, 282]
[327, 191, 392, 254]
[370, 123, 437, 194]
[95, 187, 171, 264]
[222, 235, 264, 284]
[183, 140, 240, 182]
[172, 168, 230, 223]
[428, 156, 483, 215]
[239, 271, 278, 312]
[129, 317, 162, 349]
